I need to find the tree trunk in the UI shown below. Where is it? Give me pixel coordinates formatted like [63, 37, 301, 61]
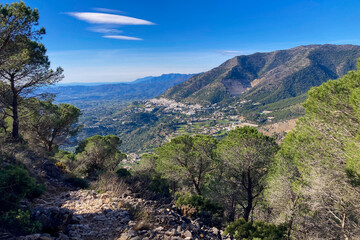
[48, 141, 53, 152]
[10, 77, 19, 139]
[243, 169, 253, 222]
[191, 176, 202, 195]
[228, 193, 236, 222]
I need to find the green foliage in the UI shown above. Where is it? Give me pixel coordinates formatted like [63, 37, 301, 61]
[0, 209, 42, 235]
[156, 134, 218, 195]
[224, 218, 286, 240]
[267, 61, 360, 238]
[24, 99, 81, 152]
[64, 175, 89, 189]
[75, 135, 126, 178]
[175, 193, 223, 227]
[116, 168, 131, 179]
[175, 193, 223, 216]
[148, 174, 170, 196]
[54, 150, 77, 172]
[130, 112, 158, 125]
[344, 136, 360, 187]
[216, 126, 278, 221]
[0, 1, 44, 52]
[133, 154, 170, 196]
[0, 1, 63, 139]
[0, 164, 45, 211]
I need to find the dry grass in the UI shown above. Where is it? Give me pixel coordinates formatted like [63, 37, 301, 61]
[95, 172, 128, 196]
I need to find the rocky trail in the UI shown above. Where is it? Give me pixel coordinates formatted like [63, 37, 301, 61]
[17, 187, 229, 240]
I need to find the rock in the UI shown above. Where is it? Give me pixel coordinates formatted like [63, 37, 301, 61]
[118, 233, 130, 240]
[56, 233, 69, 240]
[183, 230, 192, 238]
[31, 207, 72, 234]
[154, 226, 164, 232]
[212, 227, 219, 235]
[128, 230, 136, 237]
[39, 237, 52, 240]
[0, 233, 16, 240]
[93, 215, 107, 221]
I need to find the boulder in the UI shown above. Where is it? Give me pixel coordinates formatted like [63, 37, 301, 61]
[31, 207, 73, 234]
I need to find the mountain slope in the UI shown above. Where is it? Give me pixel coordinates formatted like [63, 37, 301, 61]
[49, 73, 195, 105]
[162, 44, 360, 105]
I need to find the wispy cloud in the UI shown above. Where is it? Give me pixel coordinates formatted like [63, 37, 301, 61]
[103, 35, 143, 41]
[92, 8, 125, 14]
[329, 39, 360, 44]
[67, 12, 155, 25]
[88, 26, 123, 33]
[217, 50, 249, 56]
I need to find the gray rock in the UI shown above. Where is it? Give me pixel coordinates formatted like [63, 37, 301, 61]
[31, 207, 72, 234]
[56, 233, 70, 240]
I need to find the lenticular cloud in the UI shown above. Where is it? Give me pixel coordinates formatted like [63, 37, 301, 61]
[68, 12, 154, 25]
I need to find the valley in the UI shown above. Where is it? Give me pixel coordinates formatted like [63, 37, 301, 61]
[56, 44, 360, 155]
[2, 2, 360, 239]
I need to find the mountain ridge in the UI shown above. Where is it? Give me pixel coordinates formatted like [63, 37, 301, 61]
[162, 44, 360, 106]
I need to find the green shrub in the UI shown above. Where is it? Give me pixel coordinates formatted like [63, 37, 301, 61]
[149, 174, 170, 196]
[0, 209, 42, 235]
[175, 193, 223, 215]
[224, 218, 287, 240]
[64, 175, 89, 189]
[0, 164, 45, 211]
[54, 150, 77, 172]
[175, 193, 223, 227]
[116, 168, 131, 178]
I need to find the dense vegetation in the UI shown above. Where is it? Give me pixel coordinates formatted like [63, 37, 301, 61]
[1, 1, 360, 239]
[267, 61, 360, 239]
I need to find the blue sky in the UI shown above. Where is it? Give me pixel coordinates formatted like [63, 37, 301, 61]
[6, 0, 360, 83]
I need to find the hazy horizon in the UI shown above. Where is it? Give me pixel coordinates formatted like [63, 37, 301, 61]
[4, 0, 360, 83]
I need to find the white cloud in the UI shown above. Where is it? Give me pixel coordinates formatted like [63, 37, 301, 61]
[88, 27, 123, 33]
[92, 8, 125, 14]
[67, 12, 155, 25]
[103, 35, 143, 41]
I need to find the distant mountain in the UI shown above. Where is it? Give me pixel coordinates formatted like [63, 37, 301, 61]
[56, 82, 123, 86]
[45, 73, 195, 106]
[130, 76, 155, 83]
[162, 44, 360, 106]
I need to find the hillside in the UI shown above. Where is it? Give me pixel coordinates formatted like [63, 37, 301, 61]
[74, 45, 360, 153]
[162, 44, 360, 106]
[45, 73, 195, 108]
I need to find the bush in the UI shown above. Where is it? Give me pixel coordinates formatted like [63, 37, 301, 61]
[175, 193, 223, 227]
[175, 193, 223, 215]
[64, 175, 89, 189]
[54, 161, 67, 173]
[54, 150, 77, 172]
[75, 135, 126, 179]
[224, 218, 287, 240]
[116, 168, 131, 178]
[149, 174, 170, 196]
[0, 209, 42, 235]
[0, 164, 45, 211]
[96, 173, 128, 196]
